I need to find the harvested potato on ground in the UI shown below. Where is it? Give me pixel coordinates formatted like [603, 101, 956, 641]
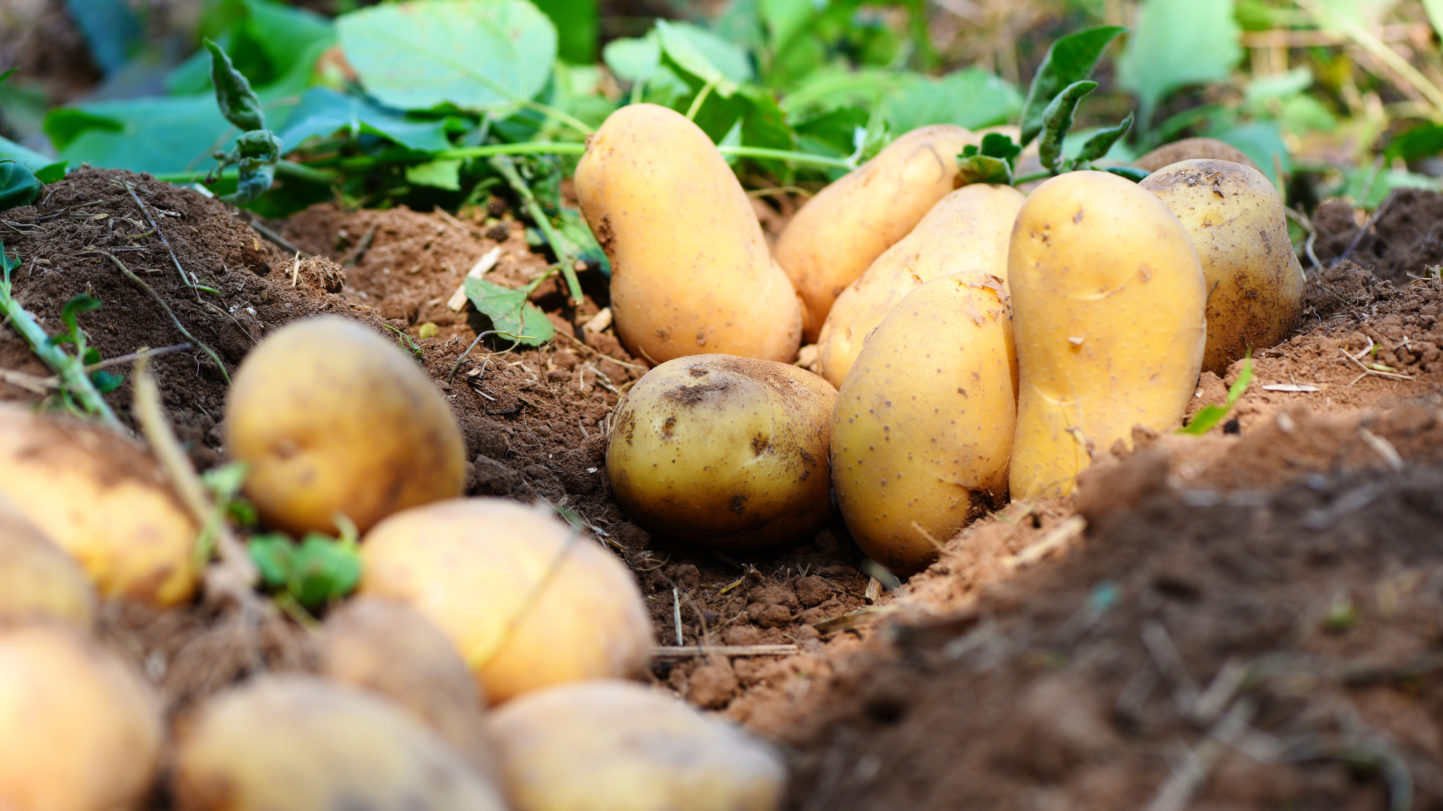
[576, 103, 801, 364]
[1141, 159, 1305, 373]
[607, 354, 836, 550]
[171, 676, 508, 811]
[487, 680, 786, 811]
[1009, 171, 1206, 501]
[0, 624, 163, 811]
[358, 498, 653, 703]
[0, 495, 97, 628]
[816, 183, 1025, 387]
[775, 124, 983, 339]
[1134, 137, 1263, 175]
[225, 315, 466, 537]
[317, 597, 499, 780]
[0, 402, 200, 606]
[831, 274, 1017, 575]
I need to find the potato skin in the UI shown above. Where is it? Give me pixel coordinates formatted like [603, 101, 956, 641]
[0, 403, 200, 606]
[224, 315, 466, 537]
[0, 624, 164, 811]
[1141, 159, 1304, 373]
[171, 676, 508, 811]
[1008, 171, 1206, 500]
[486, 680, 786, 811]
[607, 354, 836, 550]
[0, 495, 97, 628]
[816, 183, 1024, 387]
[831, 275, 1017, 575]
[1134, 137, 1262, 175]
[357, 498, 653, 704]
[576, 103, 802, 364]
[775, 125, 982, 340]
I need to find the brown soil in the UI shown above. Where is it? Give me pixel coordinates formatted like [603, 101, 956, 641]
[4, 169, 1443, 809]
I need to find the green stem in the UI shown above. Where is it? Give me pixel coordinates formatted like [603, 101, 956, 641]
[489, 156, 584, 305]
[716, 145, 853, 169]
[1012, 170, 1054, 185]
[685, 77, 718, 121]
[153, 159, 337, 186]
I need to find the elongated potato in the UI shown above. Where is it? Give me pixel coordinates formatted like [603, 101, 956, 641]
[775, 124, 982, 339]
[607, 354, 835, 550]
[816, 183, 1025, 386]
[576, 103, 801, 364]
[0, 494, 97, 628]
[831, 274, 1017, 574]
[1140, 159, 1304, 373]
[0, 403, 200, 607]
[1009, 171, 1206, 500]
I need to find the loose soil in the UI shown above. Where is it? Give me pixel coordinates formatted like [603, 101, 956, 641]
[3, 167, 1443, 809]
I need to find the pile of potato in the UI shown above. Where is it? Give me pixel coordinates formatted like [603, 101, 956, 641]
[583, 104, 1303, 575]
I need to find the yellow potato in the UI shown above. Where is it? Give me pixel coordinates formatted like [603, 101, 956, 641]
[357, 498, 653, 704]
[774, 124, 982, 339]
[831, 274, 1017, 575]
[1141, 158, 1305, 373]
[0, 623, 164, 811]
[225, 315, 466, 537]
[1134, 137, 1263, 175]
[0, 494, 97, 628]
[607, 354, 835, 549]
[171, 676, 508, 811]
[816, 183, 1025, 387]
[487, 680, 786, 811]
[576, 103, 802, 364]
[1009, 171, 1206, 500]
[0, 403, 200, 607]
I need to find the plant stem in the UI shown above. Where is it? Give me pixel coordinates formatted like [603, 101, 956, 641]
[489, 156, 584, 304]
[153, 159, 337, 186]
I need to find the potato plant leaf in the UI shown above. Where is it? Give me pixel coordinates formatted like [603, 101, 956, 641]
[464, 278, 556, 346]
[1105, 166, 1150, 183]
[1117, 0, 1241, 128]
[288, 534, 361, 610]
[205, 39, 266, 132]
[957, 132, 1022, 186]
[247, 535, 293, 590]
[1019, 25, 1124, 146]
[1038, 80, 1097, 172]
[1071, 112, 1133, 166]
[0, 162, 41, 210]
[1178, 357, 1253, 435]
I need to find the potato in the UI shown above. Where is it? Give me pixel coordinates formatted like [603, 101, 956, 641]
[0, 624, 163, 811]
[774, 124, 982, 339]
[831, 274, 1017, 575]
[0, 494, 97, 628]
[486, 680, 786, 811]
[171, 675, 508, 811]
[1134, 137, 1263, 175]
[1141, 159, 1305, 373]
[224, 315, 466, 537]
[1008, 171, 1206, 500]
[0, 403, 200, 606]
[357, 498, 653, 703]
[317, 597, 499, 779]
[607, 354, 835, 549]
[816, 183, 1025, 387]
[576, 103, 802, 364]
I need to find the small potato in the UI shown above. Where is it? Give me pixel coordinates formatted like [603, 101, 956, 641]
[224, 315, 466, 537]
[0, 624, 164, 811]
[0, 403, 200, 607]
[816, 183, 1025, 387]
[171, 676, 508, 811]
[1009, 171, 1206, 500]
[0, 494, 97, 628]
[607, 354, 836, 549]
[1134, 137, 1262, 175]
[1141, 159, 1305, 373]
[576, 103, 802, 364]
[775, 124, 983, 339]
[357, 498, 653, 703]
[487, 680, 786, 811]
[831, 275, 1017, 575]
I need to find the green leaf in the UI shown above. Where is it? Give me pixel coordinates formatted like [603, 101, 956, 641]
[1178, 356, 1253, 435]
[90, 369, 124, 393]
[405, 159, 462, 191]
[602, 35, 662, 85]
[337, 0, 558, 113]
[0, 163, 41, 211]
[288, 534, 361, 610]
[1117, 0, 1242, 127]
[1019, 25, 1125, 146]
[274, 87, 453, 153]
[206, 38, 267, 131]
[532, 0, 599, 63]
[1105, 166, 1150, 182]
[881, 68, 1022, 134]
[957, 155, 1012, 186]
[168, 0, 335, 97]
[464, 278, 556, 346]
[1072, 112, 1133, 165]
[1384, 122, 1443, 163]
[1339, 167, 1443, 208]
[58, 294, 102, 341]
[779, 67, 918, 117]
[0, 132, 54, 174]
[1207, 120, 1291, 187]
[46, 97, 236, 175]
[224, 130, 282, 204]
[655, 20, 754, 97]
[247, 535, 294, 590]
[1038, 80, 1097, 171]
[64, 0, 141, 75]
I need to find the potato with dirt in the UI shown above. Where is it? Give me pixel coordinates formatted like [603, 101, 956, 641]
[0, 402, 201, 607]
[357, 498, 653, 704]
[607, 354, 836, 549]
[774, 124, 983, 339]
[0, 495, 97, 628]
[487, 680, 787, 811]
[816, 183, 1025, 386]
[224, 315, 466, 537]
[831, 274, 1018, 574]
[1134, 137, 1263, 175]
[0, 623, 164, 811]
[1140, 158, 1305, 374]
[171, 675, 508, 811]
[576, 103, 802, 365]
[1008, 170, 1206, 500]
